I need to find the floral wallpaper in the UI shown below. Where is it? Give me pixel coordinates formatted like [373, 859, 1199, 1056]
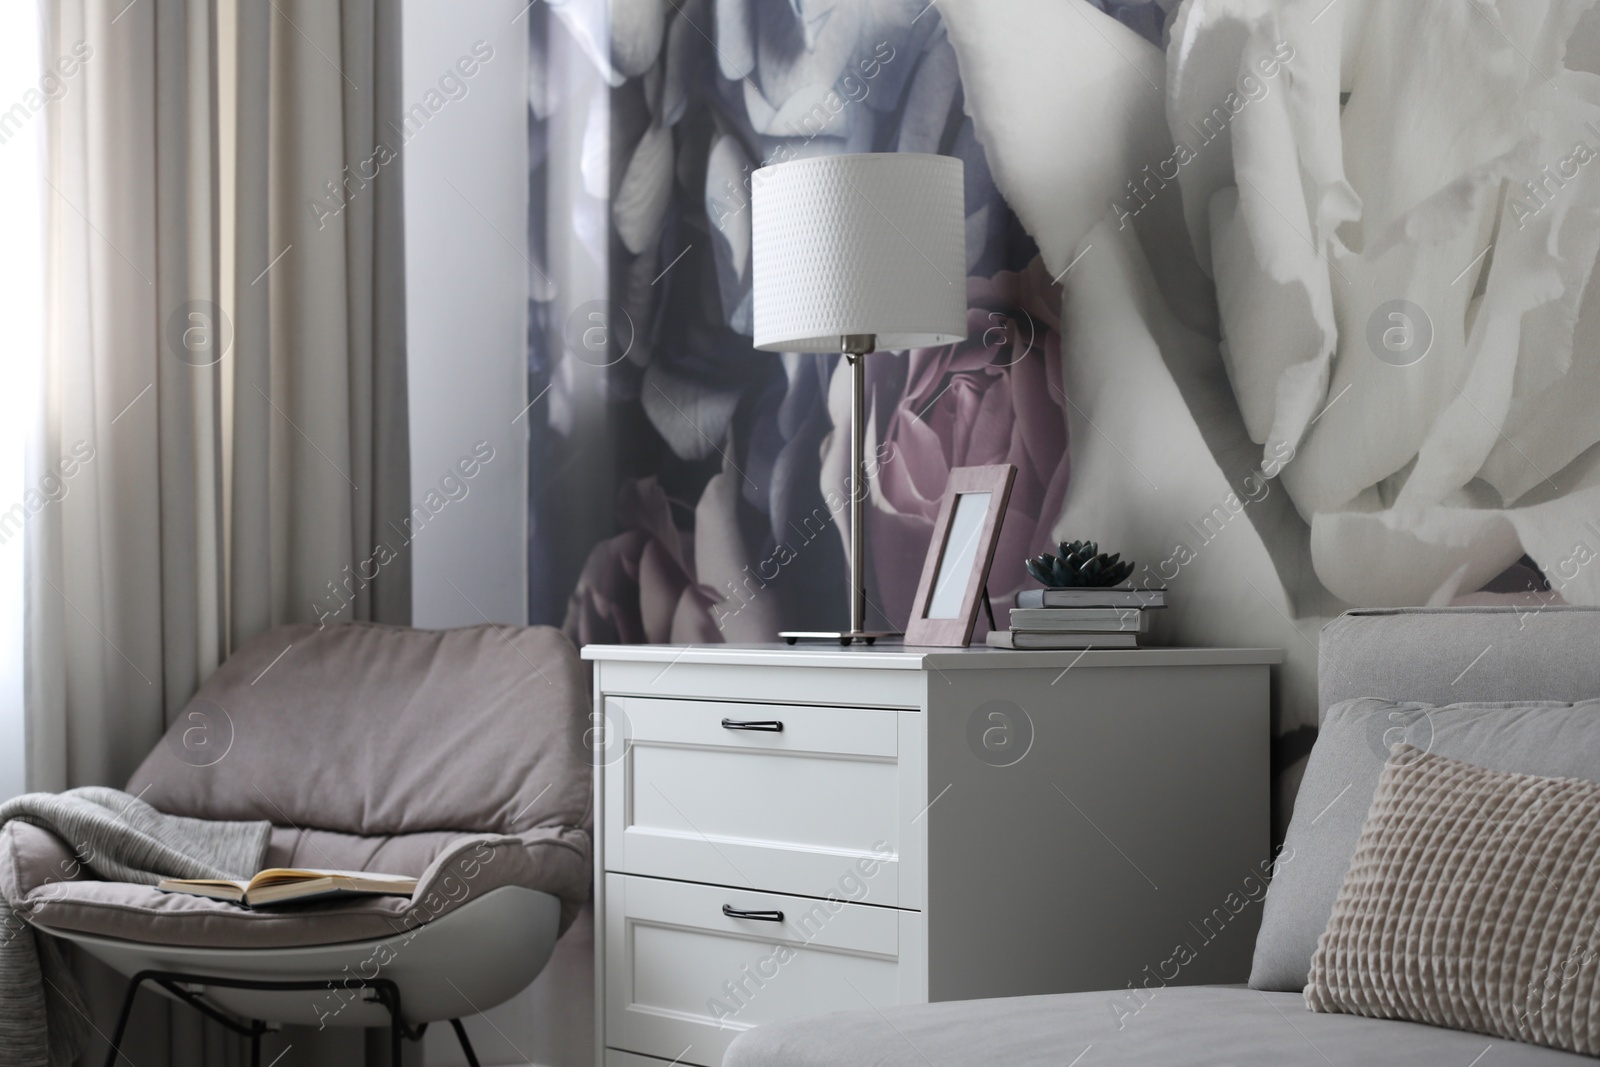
[525, 1, 1169, 642]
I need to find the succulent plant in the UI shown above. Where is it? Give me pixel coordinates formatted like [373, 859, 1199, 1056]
[1026, 540, 1136, 588]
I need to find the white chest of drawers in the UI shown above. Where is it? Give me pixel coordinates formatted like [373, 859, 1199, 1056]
[582, 643, 1279, 1067]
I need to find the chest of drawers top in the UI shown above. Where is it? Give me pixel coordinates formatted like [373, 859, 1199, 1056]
[582, 642, 1281, 708]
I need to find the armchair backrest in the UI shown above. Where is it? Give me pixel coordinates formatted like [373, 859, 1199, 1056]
[128, 622, 590, 838]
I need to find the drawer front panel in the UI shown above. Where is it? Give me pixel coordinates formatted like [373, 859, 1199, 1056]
[605, 697, 904, 903]
[614, 696, 899, 755]
[594, 659, 926, 709]
[605, 874, 916, 1066]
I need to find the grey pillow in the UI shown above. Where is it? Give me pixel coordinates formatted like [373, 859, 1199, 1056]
[1249, 696, 1600, 991]
[1307, 745, 1600, 1057]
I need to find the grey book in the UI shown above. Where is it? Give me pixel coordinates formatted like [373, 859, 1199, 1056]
[1015, 587, 1166, 609]
[158, 868, 418, 907]
[986, 630, 1139, 650]
[1009, 608, 1148, 632]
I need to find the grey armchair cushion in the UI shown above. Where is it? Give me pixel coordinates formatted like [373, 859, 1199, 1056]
[127, 622, 590, 841]
[1249, 696, 1600, 991]
[2, 819, 573, 948]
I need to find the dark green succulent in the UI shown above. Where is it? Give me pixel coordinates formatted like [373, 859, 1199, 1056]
[1026, 540, 1136, 588]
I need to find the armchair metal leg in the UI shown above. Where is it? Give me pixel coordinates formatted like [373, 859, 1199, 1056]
[100, 969, 424, 1067]
[449, 1018, 482, 1067]
[103, 972, 149, 1067]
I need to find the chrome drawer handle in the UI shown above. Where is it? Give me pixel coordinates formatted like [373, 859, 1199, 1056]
[720, 718, 783, 732]
[722, 905, 784, 922]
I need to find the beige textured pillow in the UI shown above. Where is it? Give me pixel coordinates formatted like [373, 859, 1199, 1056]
[1306, 745, 1600, 1055]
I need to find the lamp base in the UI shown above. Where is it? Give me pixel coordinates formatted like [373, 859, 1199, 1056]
[780, 630, 901, 647]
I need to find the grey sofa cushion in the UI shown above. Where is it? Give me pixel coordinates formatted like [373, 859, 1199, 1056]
[1249, 696, 1600, 991]
[1, 817, 584, 948]
[127, 621, 591, 841]
[721, 985, 1589, 1066]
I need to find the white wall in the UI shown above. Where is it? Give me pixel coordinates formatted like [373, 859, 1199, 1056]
[404, 5, 597, 1066]
[404, 0, 528, 632]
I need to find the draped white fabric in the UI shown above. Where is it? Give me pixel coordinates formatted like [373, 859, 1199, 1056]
[31, 0, 409, 797]
[937, 0, 1600, 742]
[30, 0, 408, 1061]
[1166, 0, 1600, 609]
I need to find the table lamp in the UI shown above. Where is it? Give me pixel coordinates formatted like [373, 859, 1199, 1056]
[752, 152, 967, 645]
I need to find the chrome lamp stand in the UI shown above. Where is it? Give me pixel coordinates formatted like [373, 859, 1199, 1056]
[782, 334, 899, 647]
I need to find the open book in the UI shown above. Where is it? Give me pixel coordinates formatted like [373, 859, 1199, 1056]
[157, 868, 418, 907]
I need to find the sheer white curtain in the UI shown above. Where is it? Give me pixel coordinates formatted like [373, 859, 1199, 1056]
[30, 0, 409, 1061]
[32, 0, 410, 791]
[0, 0, 45, 805]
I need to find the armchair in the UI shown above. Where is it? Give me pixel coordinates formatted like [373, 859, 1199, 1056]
[2, 621, 592, 1066]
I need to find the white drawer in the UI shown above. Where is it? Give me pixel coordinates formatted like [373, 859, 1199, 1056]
[604, 873, 925, 1066]
[604, 696, 909, 904]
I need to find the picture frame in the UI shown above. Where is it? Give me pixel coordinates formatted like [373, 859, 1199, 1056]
[903, 464, 1016, 647]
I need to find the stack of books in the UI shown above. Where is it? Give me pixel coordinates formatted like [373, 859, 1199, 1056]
[986, 586, 1166, 649]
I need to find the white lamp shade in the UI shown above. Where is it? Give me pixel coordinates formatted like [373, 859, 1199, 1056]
[751, 153, 967, 353]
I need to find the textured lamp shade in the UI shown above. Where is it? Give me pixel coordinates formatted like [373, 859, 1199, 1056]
[752, 153, 967, 352]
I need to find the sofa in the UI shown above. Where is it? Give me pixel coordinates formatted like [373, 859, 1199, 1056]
[724, 607, 1600, 1065]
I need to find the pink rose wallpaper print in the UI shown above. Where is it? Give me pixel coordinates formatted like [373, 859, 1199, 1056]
[522, 0, 1145, 644]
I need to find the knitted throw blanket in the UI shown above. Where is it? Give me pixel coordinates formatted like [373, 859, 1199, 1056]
[0, 787, 270, 1067]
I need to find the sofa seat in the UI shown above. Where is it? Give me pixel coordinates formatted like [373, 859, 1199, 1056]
[722, 986, 1590, 1066]
[1, 818, 588, 949]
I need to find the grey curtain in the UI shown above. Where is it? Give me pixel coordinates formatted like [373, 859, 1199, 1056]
[232, 0, 411, 637]
[31, 0, 409, 1062]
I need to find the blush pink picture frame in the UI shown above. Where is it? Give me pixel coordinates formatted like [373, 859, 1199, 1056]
[903, 464, 1016, 647]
